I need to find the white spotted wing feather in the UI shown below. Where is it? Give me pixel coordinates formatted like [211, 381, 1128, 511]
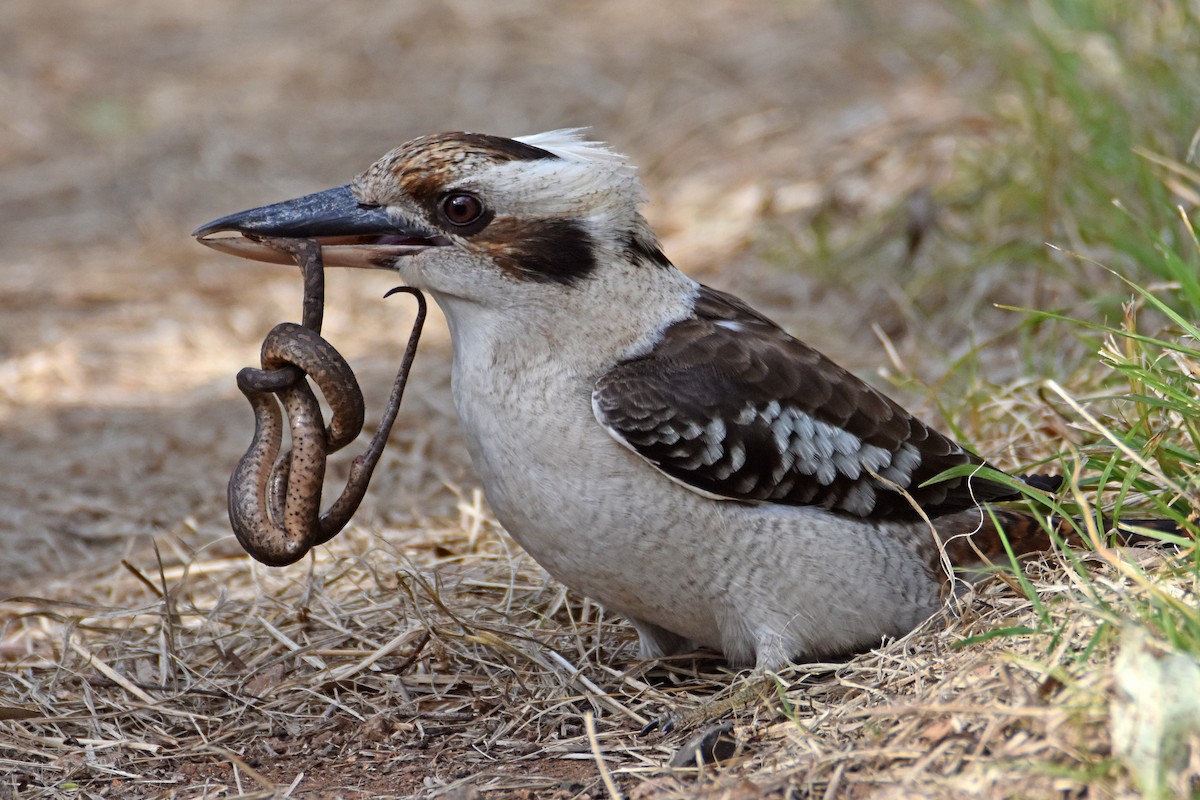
[592, 286, 1014, 519]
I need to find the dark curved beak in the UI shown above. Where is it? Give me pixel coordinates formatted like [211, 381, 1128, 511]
[193, 185, 447, 269]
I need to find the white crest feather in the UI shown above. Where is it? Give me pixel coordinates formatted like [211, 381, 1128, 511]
[515, 129, 630, 166]
[475, 130, 648, 249]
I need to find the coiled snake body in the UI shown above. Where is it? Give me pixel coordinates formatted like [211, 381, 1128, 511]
[228, 237, 425, 566]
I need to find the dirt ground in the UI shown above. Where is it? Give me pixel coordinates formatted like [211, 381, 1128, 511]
[1, 2, 1024, 797]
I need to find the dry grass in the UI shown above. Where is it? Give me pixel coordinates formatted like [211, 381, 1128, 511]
[3, 499, 1190, 798]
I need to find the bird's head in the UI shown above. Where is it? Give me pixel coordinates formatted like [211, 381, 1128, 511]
[195, 130, 677, 311]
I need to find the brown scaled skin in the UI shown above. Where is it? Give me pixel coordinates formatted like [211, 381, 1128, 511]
[226, 237, 426, 566]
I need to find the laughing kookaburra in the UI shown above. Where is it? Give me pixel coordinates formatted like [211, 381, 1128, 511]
[196, 130, 1048, 670]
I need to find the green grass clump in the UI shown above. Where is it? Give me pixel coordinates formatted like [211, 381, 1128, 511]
[891, 2, 1200, 794]
[943, 0, 1200, 298]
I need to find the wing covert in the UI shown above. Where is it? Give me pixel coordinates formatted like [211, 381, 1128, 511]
[592, 285, 1015, 519]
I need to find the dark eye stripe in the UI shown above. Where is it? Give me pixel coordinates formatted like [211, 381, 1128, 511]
[482, 218, 597, 286]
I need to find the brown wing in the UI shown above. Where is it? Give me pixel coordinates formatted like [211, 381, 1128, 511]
[592, 285, 1015, 519]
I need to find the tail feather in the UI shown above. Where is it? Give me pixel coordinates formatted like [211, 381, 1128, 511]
[936, 507, 1183, 570]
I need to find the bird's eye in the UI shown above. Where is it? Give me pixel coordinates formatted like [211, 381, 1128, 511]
[441, 193, 484, 226]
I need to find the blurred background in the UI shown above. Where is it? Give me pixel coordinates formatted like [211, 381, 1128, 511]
[2, 0, 1195, 582]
